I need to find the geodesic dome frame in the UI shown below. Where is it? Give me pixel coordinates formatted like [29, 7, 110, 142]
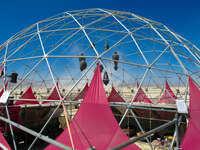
[0, 8, 199, 150]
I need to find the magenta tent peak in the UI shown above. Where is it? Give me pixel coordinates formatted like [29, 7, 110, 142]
[158, 81, 176, 104]
[133, 85, 153, 104]
[43, 81, 62, 103]
[181, 77, 200, 149]
[45, 64, 140, 150]
[15, 86, 39, 105]
[74, 83, 89, 101]
[108, 86, 125, 102]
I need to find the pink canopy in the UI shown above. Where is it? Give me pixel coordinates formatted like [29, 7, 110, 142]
[15, 86, 39, 105]
[181, 77, 200, 149]
[108, 86, 125, 102]
[43, 82, 62, 104]
[158, 81, 176, 104]
[0, 82, 8, 97]
[45, 64, 140, 150]
[0, 131, 11, 150]
[133, 86, 153, 104]
[74, 83, 88, 101]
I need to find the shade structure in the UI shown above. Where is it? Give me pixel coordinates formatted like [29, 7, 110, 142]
[133, 86, 153, 104]
[0, 131, 11, 150]
[158, 81, 176, 104]
[181, 77, 200, 150]
[108, 86, 125, 102]
[0, 82, 8, 97]
[45, 64, 140, 150]
[73, 83, 88, 101]
[132, 85, 154, 119]
[15, 86, 39, 105]
[43, 81, 62, 103]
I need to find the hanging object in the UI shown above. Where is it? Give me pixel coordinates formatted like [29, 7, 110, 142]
[79, 53, 85, 62]
[103, 71, 109, 85]
[105, 43, 109, 51]
[99, 63, 104, 72]
[10, 72, 18, 83]
[80, 61, 87, 71]
[112, 51, 119, 71]
[79, 53, 87, 71]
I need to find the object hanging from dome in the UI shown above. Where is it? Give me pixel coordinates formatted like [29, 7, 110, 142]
[10, 72, 18, 83]
[105, 43, 109, 51]
[103, 71, 109, 85]
[99, 63, 104, 72]
[79, 53, 87, 71]
[112, 51, 119, 71]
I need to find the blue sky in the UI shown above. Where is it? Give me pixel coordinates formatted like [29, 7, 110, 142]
[0, 0, 200, 47]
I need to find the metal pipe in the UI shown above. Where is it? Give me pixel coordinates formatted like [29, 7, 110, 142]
[129, 110, 154, 150]
[109, 118, 177, 150]
[0, 116, 73, 150]
[175, 114, 182, 149]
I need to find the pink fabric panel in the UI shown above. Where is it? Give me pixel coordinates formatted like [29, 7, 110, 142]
[74, 83, 88, 101]
[15, 86, 39, 105]
[133, 87, 153, 104]
[158, 81, 176, 104]
[181, 77, 200, 150]
[108, 87, 125, 102]
[0, 131, 11, 150]
[43, 82, 62, 103]
[45, 64, 140, 150]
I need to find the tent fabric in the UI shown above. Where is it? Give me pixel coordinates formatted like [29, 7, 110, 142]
[0, 82, 8, 97]
[181, 77, 200, 150]
[133, 86, 153, 104]
[74, 83, 89, 101]
[43, 82, 62, 104]
[0, 131, 11, 150]
[158, 81, 176, 104]
[45, 64, 140, 150]
[15, 86, 39, 105]
[108, 86, 125, 102]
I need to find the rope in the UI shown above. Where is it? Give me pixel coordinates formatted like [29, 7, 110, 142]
[61, 100, 75, 149]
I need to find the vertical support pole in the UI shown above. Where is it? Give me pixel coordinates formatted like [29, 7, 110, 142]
[175, 114, 181, 150]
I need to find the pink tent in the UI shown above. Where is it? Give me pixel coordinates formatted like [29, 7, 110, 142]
[108, 86, 125, 102]
[0, 131, 11, 150]
[74, 83, 88, 101]
[0, 82, 8, 97]
[45, 64, 140, 150]
[133, 86, 153, 104]
[15, 86, 39, 105]
[158, 81, 176, 104]
[181, 77, 200, 149]
[43, 82, 62, 104]
[132, 85, 154, 119]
